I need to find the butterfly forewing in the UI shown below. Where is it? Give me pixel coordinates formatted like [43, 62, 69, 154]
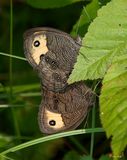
[24, 27, 80, 91]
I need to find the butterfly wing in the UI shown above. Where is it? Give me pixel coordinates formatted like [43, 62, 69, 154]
[24, 27, 80, 91]
[38, 82, 94, 134]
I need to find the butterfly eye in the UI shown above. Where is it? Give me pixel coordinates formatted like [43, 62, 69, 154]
[52, 73, 61, 82]
[49, 120, 56, 126]
[34, 40, 40, 47]
[45, 56, 58, 69]
[51, 60, 58, 69]
[63, 79, 67, 84]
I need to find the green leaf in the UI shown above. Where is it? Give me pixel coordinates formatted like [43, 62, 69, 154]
[26, 0, 83, 9]
[68, 0, 127, 84]
[71, 0, 100, 37]
[100, 54, 127, 158]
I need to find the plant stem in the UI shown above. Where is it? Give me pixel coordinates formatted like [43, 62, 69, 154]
[90, 104, 96, 158]
[0, 52, 27, 61]
[0, 128, 104, 156]
[9, 0, 20, 138]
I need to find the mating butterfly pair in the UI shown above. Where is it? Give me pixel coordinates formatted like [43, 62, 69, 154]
[24, 27, 94, 134]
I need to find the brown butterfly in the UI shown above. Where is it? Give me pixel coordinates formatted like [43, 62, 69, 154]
[24, 27, 94, 134]
[39, 82, 94, 134]
[24, 27, 81, 92]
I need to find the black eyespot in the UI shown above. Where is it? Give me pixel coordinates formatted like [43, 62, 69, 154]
[34, 40, 40, 47]
[49, 120, 56, 126]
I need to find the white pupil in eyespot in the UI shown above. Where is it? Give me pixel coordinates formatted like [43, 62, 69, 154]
[49, 120, 56, 126]
[34, 40, 40, 47]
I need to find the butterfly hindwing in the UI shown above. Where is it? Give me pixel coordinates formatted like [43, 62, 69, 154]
[38, 82, 94, 134]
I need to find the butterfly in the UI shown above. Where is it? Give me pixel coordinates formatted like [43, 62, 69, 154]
[24, 27, 94, 134]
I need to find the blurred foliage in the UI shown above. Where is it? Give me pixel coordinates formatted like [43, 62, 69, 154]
[1, 0, 126, 160]
[71, 0, 100, 37]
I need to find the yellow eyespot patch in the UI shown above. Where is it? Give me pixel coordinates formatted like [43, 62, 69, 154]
[44, 109, 65, 129]
[31, 34, 48, 65]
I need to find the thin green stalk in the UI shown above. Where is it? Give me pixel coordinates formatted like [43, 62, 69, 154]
[90, 81, 100, 158]
[83, 6, 92, 23]
[9, 0, 20, 138]
[0, 128, 104, 156]
[90, 104, 96, 158]
[0, 104, 40, 108]
[0, 155, 15, 160]
[0, 83, 40, 94]
[0, 52, 27, 61]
